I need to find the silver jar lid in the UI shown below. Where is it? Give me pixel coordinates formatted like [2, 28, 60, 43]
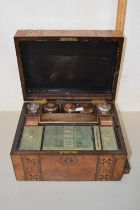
[63, 103, 76, 113]
[44, 102, 58, 112]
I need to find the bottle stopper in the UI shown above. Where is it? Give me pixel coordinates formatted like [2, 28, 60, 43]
[27, 103, 39, 114]
[98, 103, 111, 114]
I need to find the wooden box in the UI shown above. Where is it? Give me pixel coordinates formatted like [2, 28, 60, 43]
[11, 30, 130, 181]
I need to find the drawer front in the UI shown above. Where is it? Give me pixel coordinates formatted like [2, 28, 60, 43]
[40, 155, 97, 181]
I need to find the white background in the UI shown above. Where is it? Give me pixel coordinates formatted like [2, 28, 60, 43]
[0, 2, 140, 209]
[0, 0, 140, 111]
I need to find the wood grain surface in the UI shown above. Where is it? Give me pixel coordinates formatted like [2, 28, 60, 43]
[116, 0, 127, 34]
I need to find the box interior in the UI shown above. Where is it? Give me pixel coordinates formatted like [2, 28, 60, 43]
[12, 32, 126, 155]
[18, 39, 123, 98]
[15, 101, 124, 152]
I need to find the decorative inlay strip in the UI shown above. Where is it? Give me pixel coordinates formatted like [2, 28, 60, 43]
[22, 155, 42, 181]
[96, 155, 116, 181]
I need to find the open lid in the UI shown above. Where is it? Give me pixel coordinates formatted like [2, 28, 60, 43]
[14, 30, 124, 101]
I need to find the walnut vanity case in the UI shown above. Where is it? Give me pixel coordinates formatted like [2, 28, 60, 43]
[10, 29, 130, 181]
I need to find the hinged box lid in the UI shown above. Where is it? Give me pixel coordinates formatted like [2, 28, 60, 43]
[14, 30, 124, 101]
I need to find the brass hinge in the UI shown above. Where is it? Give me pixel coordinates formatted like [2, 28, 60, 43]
[92, 99, 106, 104]
[33, 99, 47, 104]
